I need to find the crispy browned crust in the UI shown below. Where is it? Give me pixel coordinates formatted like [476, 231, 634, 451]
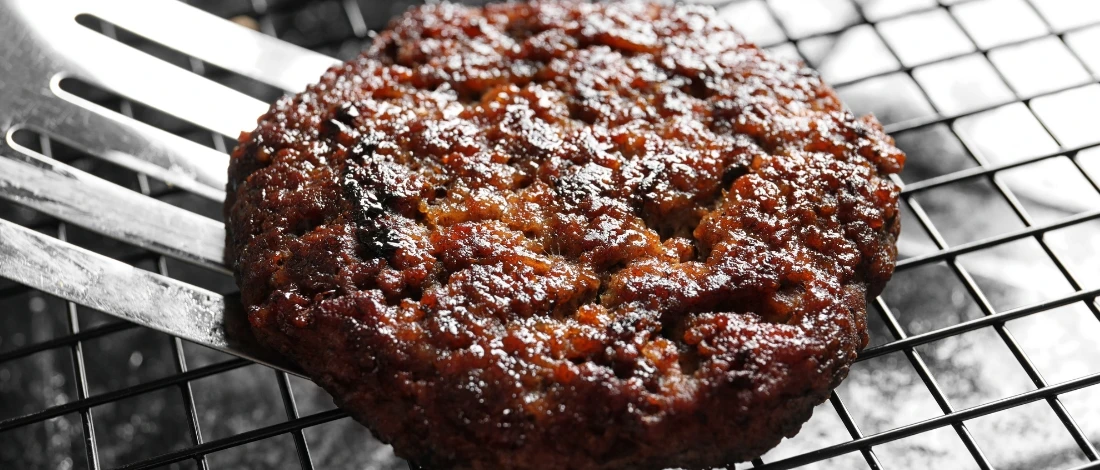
[224, 2, 904, 469]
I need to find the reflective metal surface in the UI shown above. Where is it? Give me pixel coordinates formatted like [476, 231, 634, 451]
[0, 141, 226, 271]
[0, 218, 294, 373]
[0, 0, 335, 367]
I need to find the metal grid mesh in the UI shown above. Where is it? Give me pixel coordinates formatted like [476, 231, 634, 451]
[2, 0, 1100, 469]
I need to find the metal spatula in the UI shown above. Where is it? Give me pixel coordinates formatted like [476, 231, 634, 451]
[0, 0, 341, 374]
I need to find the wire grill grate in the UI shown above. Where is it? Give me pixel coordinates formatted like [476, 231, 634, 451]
[2, 0, 1100, 469]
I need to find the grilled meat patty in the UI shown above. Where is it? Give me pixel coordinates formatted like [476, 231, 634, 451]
[225, 1, 904, 468]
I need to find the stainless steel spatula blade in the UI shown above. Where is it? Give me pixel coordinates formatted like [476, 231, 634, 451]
[0, 0, 340, 373]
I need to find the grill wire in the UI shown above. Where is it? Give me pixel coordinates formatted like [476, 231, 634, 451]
[2, 0, 1100, 469]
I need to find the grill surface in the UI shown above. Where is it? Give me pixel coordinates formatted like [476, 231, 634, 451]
[2, 0, 1100, 469]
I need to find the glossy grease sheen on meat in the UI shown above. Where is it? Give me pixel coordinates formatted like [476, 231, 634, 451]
[225, 1, 904, 469]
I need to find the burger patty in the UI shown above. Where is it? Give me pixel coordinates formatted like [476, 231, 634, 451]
[225, 1, 905, 469]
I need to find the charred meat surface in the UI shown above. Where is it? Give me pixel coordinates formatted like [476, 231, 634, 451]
[225, 1, 904, 469]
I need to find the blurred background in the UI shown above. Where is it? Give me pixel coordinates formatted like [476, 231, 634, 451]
[1, 0, 1099, 469]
